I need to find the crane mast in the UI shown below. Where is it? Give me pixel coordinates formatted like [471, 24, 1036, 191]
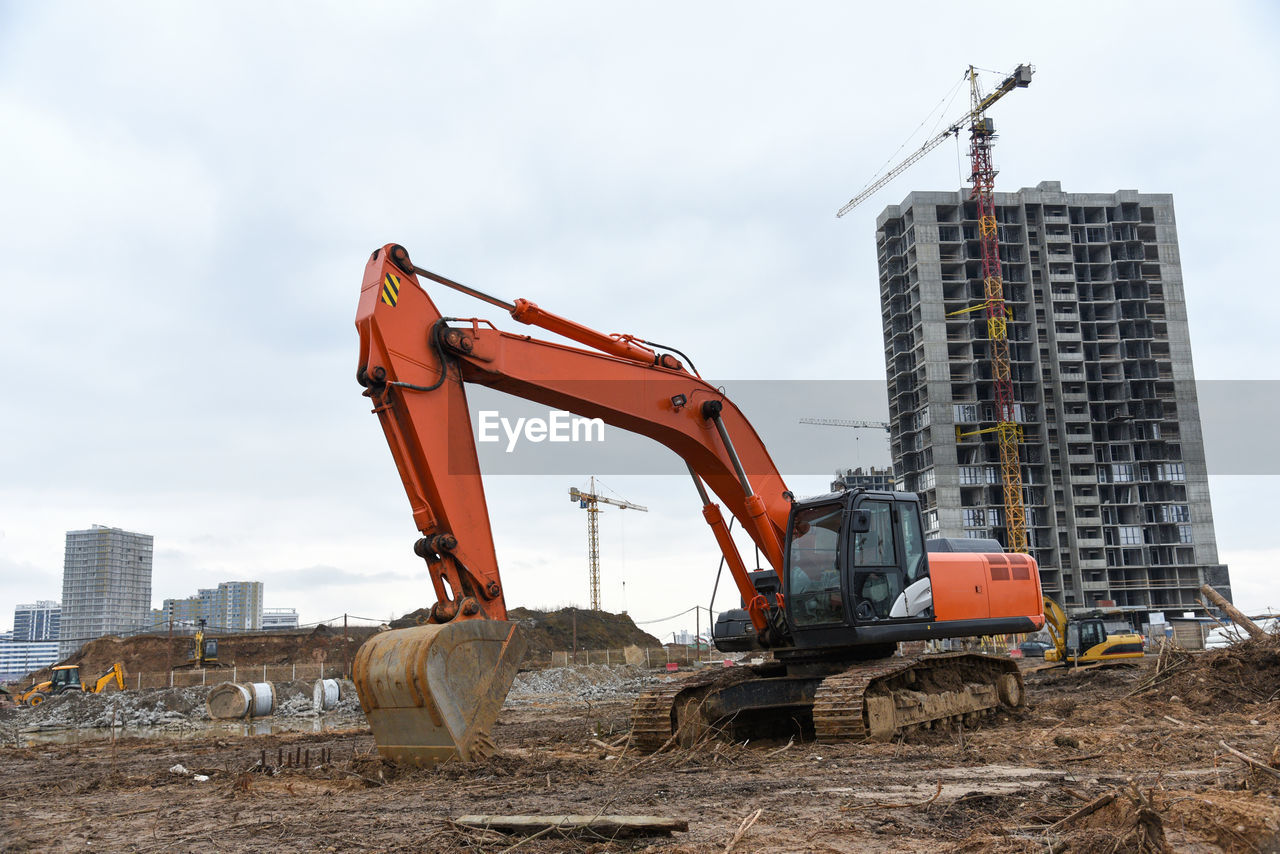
[838, 63, 1032, 554]
[569, 477, 647, 611]
[966, 66, 1028, 553]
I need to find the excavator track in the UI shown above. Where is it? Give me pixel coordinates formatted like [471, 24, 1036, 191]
[813, 652, 1023, 743]
[630, 653, 1025, 751]
[630, 669, 726, 752]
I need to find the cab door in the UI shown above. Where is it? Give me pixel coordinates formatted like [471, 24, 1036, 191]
[849, 499, 901, 621]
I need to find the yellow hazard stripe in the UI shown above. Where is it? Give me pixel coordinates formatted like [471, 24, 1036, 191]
[381, 272, 401, 307]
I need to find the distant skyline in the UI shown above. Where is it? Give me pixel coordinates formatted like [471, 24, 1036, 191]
[2, 3, 1278, 641]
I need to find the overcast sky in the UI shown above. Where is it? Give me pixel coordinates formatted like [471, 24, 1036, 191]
[2, 2, 1278, 639]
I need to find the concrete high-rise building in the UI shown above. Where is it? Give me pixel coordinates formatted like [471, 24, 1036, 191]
[60, 525, 154, 655]
[877, 182, 1228, 616]
[158, 581, 264, 632]
[14, 600, 61, 642]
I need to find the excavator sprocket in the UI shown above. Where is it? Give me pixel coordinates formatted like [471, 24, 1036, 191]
[353, 619, 527, 767]
[813, 652, 1024, 742]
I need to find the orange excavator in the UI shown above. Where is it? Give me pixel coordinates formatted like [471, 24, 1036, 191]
[352, 243, 1045, 766]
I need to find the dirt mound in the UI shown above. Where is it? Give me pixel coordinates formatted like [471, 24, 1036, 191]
[15, 624, 380, 687]
[1140, 635, 1280, 711]
[388, 606, 660, 659]
[507, 607, 660, 657]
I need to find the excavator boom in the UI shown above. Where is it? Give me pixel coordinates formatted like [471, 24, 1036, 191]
[354, 244, 794, 765]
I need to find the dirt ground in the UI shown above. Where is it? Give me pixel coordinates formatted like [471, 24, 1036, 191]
[3, 654, 1278, 853]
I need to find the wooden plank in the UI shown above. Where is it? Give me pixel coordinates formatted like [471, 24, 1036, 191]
[455, 815, 688, 837]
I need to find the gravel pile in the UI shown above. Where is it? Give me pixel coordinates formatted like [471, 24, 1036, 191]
[5, 686, 210, 730]
[506, 664, 658, 705]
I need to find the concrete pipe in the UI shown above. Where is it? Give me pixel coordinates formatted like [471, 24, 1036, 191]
[206, 682, 252, 720]
[313, 678, 341, 711]
[248, 682, 275, 717]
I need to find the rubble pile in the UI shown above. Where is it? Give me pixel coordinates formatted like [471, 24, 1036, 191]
[506, 664, 658, 706]
[0, 680, 366, 731]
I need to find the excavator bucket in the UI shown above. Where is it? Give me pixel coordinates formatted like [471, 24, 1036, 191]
[352, 619, 527, 767]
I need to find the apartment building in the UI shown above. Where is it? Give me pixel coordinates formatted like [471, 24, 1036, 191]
[13, 600, 61, 642]
[157, 581, 264, 632]
[876, 182, 1228, 615]
[60, 525, 154, 655]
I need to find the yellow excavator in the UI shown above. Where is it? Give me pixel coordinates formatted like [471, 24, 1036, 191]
[1042, 597, 1144, 666]
[175, 621, 220, 668]
[18, 662, 126, 706]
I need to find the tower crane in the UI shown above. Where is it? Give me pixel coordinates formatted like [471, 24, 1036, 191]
[837, 63, 1033, 554]
[568, 477, 647, 610]
[798, 417, 889, 433]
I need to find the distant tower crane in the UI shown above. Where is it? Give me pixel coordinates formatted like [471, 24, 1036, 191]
[798, 416, 891, 457]
[568, 477, 647, 611]
[798, 417, 889, 433]
[837, 63, 1034, 554]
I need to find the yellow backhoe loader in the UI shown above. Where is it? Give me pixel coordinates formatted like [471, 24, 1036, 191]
[18, 662, 126, 706]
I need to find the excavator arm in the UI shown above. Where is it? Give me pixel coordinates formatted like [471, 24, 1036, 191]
[353, 243, 794, 765]
[93, 662, 125, 694]
[355, 243, 792, 630]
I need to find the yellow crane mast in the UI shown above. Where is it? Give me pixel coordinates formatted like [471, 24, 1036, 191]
[568, 477, 647, 610]
[837, 63, 1033, 553]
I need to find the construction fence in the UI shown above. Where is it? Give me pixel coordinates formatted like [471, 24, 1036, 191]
[549, 646, 727, 669]
[129, 663, 348, 690]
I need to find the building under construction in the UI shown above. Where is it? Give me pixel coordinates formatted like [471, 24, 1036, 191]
[877, 181, 1229, 615]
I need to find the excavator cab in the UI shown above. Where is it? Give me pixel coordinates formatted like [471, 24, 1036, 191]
[782, 490, 934, 656]
[48, 666, 82, 692]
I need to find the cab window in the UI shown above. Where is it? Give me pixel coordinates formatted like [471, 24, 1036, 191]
[898, 504, 926, 584]
[853, 501, 895, 567]
[788, 504, 843, 626]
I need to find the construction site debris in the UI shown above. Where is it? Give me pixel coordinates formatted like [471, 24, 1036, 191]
[1, 679, 364, 732]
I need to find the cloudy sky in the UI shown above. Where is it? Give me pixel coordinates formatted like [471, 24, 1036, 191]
[2, 2, 1278, 639]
